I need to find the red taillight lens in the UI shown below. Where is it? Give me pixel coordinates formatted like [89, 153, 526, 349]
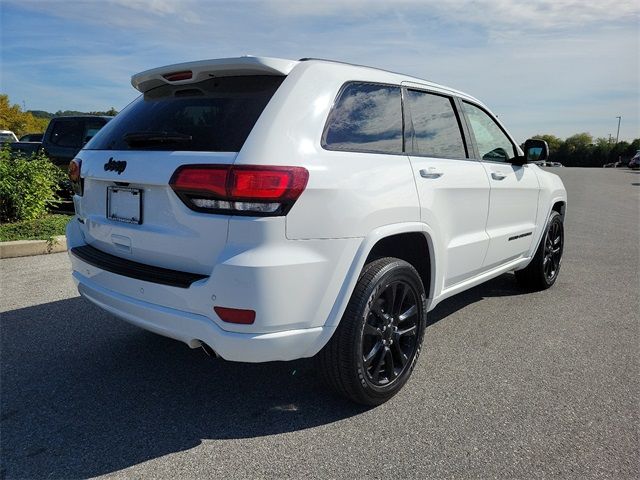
[231, 168, 290, 199]
[214, 306, 256, 325]
[169, 165, 308, 216]
[163, 70, 192, 82]
[170, 166, 227, 197]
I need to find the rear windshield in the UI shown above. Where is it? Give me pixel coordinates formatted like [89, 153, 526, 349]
[85, 75, 284, 152]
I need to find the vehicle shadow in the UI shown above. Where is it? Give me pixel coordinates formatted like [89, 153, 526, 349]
[0, 273, 523, 479]
[427, 272, 523, 326]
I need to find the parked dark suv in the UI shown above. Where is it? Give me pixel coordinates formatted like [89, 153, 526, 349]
[43, 116, 112, 166]
[9, 116, 112, 166]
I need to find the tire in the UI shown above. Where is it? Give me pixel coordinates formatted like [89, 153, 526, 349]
[316, 257, 427, 406]
[515, 211, 564, 290]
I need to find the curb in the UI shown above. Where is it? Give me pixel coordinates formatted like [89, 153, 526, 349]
[0, 235, 67, 259]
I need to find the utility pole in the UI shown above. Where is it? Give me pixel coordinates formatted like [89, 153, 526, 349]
[615, 116, 622, 144]
[608, 134, 612, 144]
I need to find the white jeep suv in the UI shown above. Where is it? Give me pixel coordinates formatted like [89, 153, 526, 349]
[66, 57, 566, 405]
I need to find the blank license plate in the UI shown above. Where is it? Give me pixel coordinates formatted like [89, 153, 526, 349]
[107, 187, 142, 224]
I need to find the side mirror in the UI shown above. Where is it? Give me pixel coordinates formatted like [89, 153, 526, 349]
[524, 138, 549, 162]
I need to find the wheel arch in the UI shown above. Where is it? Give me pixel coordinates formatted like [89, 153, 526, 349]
[523, 194, 567, 264]
[364, 232, 433, 301]
[324, 222, 440, 328]
[552, 200, 566, 219]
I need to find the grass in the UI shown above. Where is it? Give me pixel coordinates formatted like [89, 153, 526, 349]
[0, 214, 71, 242]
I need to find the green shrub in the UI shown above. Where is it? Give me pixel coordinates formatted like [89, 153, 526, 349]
[0, 147, 64, 222]
[0, 214, 70, 241]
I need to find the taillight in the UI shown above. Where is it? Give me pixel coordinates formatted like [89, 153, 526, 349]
[170, 165, 308, 216]
[68, 158, 83, 195]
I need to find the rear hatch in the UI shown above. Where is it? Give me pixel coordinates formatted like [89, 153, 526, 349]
[76, 64, 289, 274]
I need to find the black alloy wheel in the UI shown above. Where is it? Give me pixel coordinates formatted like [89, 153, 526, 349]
[515, 210, 564, 290]
[317, 257, 427, 406]
[362, 280, 420, 387]
[543, 218, 563, 282]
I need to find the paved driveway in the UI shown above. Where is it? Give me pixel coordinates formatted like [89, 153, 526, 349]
[1, 168, 638, 479]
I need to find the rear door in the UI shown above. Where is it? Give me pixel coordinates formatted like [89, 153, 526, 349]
[461, 101, 540, 268]
[403, 86, 491, 288]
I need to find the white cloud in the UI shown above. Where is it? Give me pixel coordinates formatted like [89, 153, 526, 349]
[111, 0, 180, 15]
[6, 0, 203, 27]
[2, 0, 638, 140]
[268, 0, 639, 30]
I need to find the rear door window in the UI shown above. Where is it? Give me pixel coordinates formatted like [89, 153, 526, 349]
[404, 89, 467, 158]
[323, 82, 403, 154]
[85, 76, 284, 152]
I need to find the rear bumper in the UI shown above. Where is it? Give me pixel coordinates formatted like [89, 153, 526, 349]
[73, 270, 334, 362]
[66, 217, 359, 362]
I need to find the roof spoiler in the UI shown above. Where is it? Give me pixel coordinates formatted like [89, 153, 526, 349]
[131, 56, 298, 93]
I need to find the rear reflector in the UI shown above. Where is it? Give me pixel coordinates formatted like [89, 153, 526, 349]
[163, 70, 193, 82]
[170, 165, 308, 216]
[214, 306, 256, 324]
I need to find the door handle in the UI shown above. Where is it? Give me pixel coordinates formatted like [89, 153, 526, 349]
[491, 172, 507, 180]
[420, 168, 444, 179]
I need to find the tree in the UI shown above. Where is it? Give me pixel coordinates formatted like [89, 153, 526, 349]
[558, 132, 594, 166]
[610, 141, 631, 162]
[532, 134, 563, 155]
[591, 137, 614, 165]
[0, 94, 49, 137]
[563, 132, 593, 151]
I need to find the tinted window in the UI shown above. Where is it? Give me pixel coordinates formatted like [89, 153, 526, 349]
[20, 133, 43, 142]
[83, 119, 108, 143]
[324, 83, 402, 154]
[462, 102, 516, 162]
[86, 76, 284, 151]
[405, 90, 466, 158]
[50, 120, 84, 148]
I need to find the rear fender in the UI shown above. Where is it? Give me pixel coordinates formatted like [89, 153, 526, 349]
[324, 222, 441, 328]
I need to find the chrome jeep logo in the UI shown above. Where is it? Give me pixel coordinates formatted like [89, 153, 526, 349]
[104, 158, 127, 174]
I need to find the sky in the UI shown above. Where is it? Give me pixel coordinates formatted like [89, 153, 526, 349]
[1, 0, 638, 142]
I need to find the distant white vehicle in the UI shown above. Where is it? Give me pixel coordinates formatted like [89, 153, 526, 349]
[67, 57, 567, 405]
[0, 130, 19, 143]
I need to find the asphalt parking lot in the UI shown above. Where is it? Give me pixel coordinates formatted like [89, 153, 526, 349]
[1, 168, 638, 479]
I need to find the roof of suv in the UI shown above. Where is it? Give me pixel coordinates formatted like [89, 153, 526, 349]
[131, 56, 480, 103]
[51, 115, 114, 120]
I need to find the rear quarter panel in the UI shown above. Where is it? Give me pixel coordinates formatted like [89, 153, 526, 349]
[236, 62, 420, 240]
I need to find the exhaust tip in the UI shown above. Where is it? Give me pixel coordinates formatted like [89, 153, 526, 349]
[200, 342, 219, 358]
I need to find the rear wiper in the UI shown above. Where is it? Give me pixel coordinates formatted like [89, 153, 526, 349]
[123, 131, 192, 146]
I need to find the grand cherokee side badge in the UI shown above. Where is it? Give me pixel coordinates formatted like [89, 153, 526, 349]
[104, 158, 127, 174]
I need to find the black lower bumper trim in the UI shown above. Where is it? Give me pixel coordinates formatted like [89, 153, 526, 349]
[70, 244, 208, 288]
